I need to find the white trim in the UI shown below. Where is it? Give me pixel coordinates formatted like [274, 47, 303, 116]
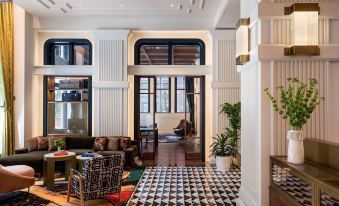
[128, 65, 212, 75]
[92, 81, 129, 88]
[211, 81, 240, 88]
[213, 0, 231, 29]
[92, 30, 130, 40]
[258, 45, 339, 61]
[237, 182, 259, 206]
[259, 2, 339, 20]
[34, 65, 93, 75]
[209, 30, 236, 40]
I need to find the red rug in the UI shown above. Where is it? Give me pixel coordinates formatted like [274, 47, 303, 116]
[104, 191, 134, 205]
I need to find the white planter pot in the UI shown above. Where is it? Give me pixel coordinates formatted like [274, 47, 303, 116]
[216, 156, 231, 172]
[287, 130, 305, 164]
[57, 146, 61, 151]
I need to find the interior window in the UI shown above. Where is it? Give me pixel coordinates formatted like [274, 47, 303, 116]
[140, 78, 150, 113]
[44, 39, 92, 65]
[135, 39, 205, 65]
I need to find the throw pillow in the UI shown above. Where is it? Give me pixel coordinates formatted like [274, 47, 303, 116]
[27, 137, 38, 152]
[37, 136, 49, 150]
[93, 137, 108, 151]
[48, 136, 66, 151]
[120, 136, 130, 150]
[107, 137, 120, 151]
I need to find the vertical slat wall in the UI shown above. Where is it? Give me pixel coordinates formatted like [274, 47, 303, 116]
[94, 39, 128, 136]
[270, 15, 330, 155]
[215, 40, 240, 134]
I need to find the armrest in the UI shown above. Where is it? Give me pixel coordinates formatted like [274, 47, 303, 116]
[130, 140, 137, 145]
[15, 148, 29, 154]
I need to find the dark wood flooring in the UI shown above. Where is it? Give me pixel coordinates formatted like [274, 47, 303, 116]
[143, 142, 206, 167]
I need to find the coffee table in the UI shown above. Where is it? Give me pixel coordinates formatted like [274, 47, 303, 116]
[43, 152, 76, 190]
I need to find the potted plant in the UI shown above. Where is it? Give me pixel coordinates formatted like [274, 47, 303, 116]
[210, 102, 241, 171]
[54, 139, 65, 151]
[264, 78, 324, 164]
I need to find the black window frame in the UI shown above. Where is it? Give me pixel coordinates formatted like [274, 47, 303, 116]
[139, 77, 151, 113]
[134, 38, 205, 65]
[155, 77, 171, 113]
[44, 39, 93, 65]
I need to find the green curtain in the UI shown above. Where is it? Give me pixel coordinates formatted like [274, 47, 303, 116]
[0, 2, 14, 156]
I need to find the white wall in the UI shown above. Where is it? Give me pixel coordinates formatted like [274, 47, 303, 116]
[13, 5, 34, 148]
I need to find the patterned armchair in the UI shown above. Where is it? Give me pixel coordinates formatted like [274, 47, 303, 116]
[67, 154, 125, 206]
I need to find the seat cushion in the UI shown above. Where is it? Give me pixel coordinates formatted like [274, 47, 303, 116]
[68, 149, 93, 155]
[4, 165, 34, 177]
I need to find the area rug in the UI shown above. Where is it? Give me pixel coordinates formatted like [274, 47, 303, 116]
[158, 134, 183, 143]
[127, 166, 241, 206]
[0, 191, 55, 206]
[31, 166, 145, 206]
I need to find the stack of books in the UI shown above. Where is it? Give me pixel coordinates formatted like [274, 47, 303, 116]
[54, 151, 68, 156]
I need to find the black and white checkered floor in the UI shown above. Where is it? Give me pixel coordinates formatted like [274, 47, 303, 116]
[127, 167, 241, 206]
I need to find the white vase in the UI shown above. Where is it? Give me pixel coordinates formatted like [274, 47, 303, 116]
[287, 130, 304, 164]
[216, 156, 231, 172]
[57, 146, 61, 151]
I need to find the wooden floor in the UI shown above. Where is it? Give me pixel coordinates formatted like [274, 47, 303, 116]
[143, 142, 206, 167]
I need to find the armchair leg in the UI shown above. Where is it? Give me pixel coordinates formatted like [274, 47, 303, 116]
[79, 177, 85, 206]
[67, 170, 73, 202]
[28, 187, 30, 194]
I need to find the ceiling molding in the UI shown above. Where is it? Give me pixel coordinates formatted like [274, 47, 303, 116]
[213, 0, 230, 29]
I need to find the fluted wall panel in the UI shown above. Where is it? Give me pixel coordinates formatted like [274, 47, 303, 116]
[272, 61, 329, 155]
[213, 40, 240, 134]
[94, 39, 127, 136]
[217, 40, 239, 82]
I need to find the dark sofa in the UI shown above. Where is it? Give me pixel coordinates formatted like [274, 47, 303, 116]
[0, 136, 137, 176]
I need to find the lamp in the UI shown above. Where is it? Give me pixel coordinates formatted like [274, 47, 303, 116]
[284, 3, 320, 56]
[236, 18, 250, 65]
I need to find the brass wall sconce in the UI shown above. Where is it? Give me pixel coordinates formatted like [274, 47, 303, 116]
[236, 18, 250, 65]
[284, 3, 320, 56]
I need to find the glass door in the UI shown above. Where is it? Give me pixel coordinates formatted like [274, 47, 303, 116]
[184, 76, 204, 160]
[137, 77, 157, 159]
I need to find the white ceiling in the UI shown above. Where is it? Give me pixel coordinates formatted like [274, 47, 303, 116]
[13, 0, 239, 30]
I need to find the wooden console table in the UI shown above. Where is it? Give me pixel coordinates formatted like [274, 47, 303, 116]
[270, 156, 339, 206]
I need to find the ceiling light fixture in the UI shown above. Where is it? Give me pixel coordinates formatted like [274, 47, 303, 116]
[78, 3, 82, 7]
[120, 4, 124, 7]
[284, 3, 320, 56]
[236, 18, 250, 65]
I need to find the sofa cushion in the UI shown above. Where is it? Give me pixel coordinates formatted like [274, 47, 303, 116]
[48, 136, 66, 151]
[66, 136, 95, 150]
[68, 149, 93, 155]
[37, 137, 49, 150]
[120, 137, 131, 150]
[27, 137, 38, 152]
[107, 137, 120, 151]
[93, 137, 108, 151]
[96, 151, 124, 156]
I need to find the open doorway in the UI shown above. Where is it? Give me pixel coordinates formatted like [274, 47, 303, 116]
[134, 76, 205, 164]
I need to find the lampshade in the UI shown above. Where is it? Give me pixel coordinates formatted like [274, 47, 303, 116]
[284, 3, 320, 56]
[236, 18, 250, 65]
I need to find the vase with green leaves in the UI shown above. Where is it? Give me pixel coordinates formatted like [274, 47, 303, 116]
[210, 102, 241, 171]
[264, 77, 324, 164]
[54, 139, 65, 151]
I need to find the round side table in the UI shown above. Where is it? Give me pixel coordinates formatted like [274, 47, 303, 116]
[43, 152, 76, 190]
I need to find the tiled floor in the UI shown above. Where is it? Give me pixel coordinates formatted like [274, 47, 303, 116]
[128, 166, 241, 206]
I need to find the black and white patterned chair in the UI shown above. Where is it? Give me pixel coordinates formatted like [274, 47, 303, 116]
[67, 154, 125, 206]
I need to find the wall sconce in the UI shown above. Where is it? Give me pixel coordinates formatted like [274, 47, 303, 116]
[236, 18, 250, 65]
[284, 3, 320, 56]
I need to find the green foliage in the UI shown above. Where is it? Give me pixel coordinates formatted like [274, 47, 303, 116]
[264, 77, 325, 130]
[210, 102, 241, 157]
[54, 139, 65, 147]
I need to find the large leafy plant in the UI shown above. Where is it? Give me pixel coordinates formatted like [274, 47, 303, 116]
[264, 77, 324, 130]
[210, 102, 241, 157]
